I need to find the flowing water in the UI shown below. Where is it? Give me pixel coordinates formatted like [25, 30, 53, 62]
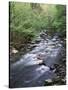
[10, 35, 64, 88]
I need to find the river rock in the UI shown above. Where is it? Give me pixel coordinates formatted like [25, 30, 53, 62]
[44, 79, 53, 86]
[61, 78, 66, 82]
[10, 47, 18, 54]
[36, 59, 43, 64]
[52, 38, 56, 42]
[58, 44, 62, 47]
[62, 58, 66, 62]
[53, 76, 66, 85]
[35, 39, 41, 43]
[27, 44, 37, 49]
[37, 53, 46, 60]
[31, 41, 36, 44]
[50, 65, 55, 71]
[40, 32, 48, 40]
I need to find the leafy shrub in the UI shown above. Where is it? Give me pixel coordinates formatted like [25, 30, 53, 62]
[9, 2, 66, 49]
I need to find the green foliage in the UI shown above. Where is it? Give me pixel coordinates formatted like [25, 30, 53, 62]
[51, 5, 66, 37]
[9, 2, 66, 49]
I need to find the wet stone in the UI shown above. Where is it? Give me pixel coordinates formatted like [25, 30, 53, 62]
[44, 79, 53, 86]
[35, 39, 41, 43]
[31, 41, 36, 44]
[28, 44, 37, 49]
